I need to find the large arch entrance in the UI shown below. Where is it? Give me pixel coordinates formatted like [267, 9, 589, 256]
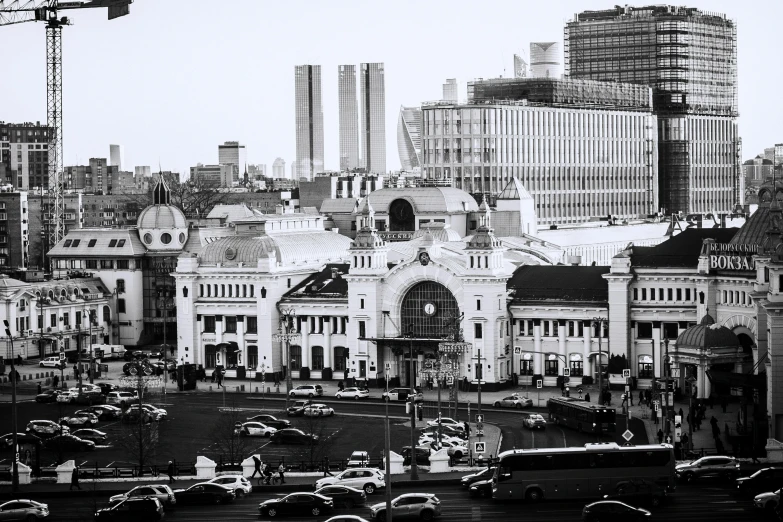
[400, 281, 460, 339]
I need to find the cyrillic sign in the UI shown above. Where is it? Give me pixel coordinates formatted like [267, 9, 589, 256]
[709, 243, 759, 272]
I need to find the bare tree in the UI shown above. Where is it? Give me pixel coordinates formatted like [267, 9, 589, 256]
[208, 399, 250, 466]
[114, 375, 165, 476]
[289, 412, 331, 469]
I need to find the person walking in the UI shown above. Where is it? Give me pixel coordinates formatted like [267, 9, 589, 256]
[584, 392, 590, 403]
[166, 460, 176, 483]
[657, 429, 664, 444]
[70, 466, 81, 490]
[251, 456, 262, 479]
[337, 380, 344, 392]
[278, 463, 286, 484]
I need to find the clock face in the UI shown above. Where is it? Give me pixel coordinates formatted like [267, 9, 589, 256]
[423, 302, 437, 316]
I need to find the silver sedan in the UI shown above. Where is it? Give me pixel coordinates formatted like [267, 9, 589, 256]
[493, 395, 533, 409]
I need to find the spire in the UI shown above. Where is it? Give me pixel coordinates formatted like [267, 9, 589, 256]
[478, 195, 491, 228]
[152, 171, 171, 205]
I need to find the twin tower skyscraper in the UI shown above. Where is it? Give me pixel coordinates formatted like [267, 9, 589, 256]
[295, 63, 386, 181]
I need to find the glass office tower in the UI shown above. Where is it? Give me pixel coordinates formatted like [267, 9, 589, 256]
[295, 65, 324, 181]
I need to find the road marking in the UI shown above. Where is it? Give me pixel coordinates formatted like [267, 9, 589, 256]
[471, 506, 481, 521]
[557, 426, 567, 447]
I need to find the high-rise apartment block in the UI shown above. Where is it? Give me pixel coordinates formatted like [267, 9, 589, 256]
[513, 54, 528, 78]
[565, 5, 740, 215]
[190, 164, 234, 188]
[338, 65, 360, 171]
[359, 63, 386, 174]
[0, 189, 29, 269]
[0, 121, 51, 191]
[422, 77, 657, 225]
[218, 141, 246, 181]
[397, 106, 422, 171]
[530, 42, 561, 78]
[109, 144, 123, 170]
[64, 158, 120, 194]
[272, 158, 286, 179]
[295, 65, 324, 181]
[443, 79, 458, 102]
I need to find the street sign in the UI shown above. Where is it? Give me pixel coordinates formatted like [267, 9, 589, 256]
[59, 353, 65, 361]
[622, 429, 634, 442]
[563, 368, 570, 377]
[536, 379, 543, 389]
[624, 385, 630, 393]
[446, 375, 454, 386]
[670, 368, 681, 379]
[476, 414, 484, 423]
[385, 362, 390, 371]
[622, 369, 631, 378]
[653, 400, 659, 411]
[474, 442, 486, 454]
[514, 347, 521, 354]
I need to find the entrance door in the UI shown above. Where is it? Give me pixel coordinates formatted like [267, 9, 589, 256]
[404, 360, 418, 388]
[359, 361, 366, 378]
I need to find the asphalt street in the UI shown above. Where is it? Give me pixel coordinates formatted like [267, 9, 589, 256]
[21, 481, 763, 521]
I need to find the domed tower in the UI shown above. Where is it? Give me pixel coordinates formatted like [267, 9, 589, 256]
[466, 197, 506, 274]
[137, 174, 189, 251]
[349, 198, 388, 274]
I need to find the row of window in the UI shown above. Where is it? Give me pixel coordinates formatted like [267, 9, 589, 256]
[633, 286, 694, 303]
[516, 320, 608, 338]
[203, 316, 258, 334]
[517, 354, 654, 379]
[199, 283, 255, 299]
[289, 346, 349, 371]
[718, 290, 752, 307]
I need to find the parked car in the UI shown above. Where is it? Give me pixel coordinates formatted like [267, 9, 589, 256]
[675, 456, 740, 483]
[174, 483, 235, 505]
[206, 475, 252, 498]
[315, 485, 367, 508]
[235, 422, 276, 437]
[106, 391, 139, 407]
[736, 467, 783, 497]
[523, 414, 547, 429]
[419, 434, 463, 447]
[26, 420, 68, 438]
[335, 387, 369, 400]
[35, 389, 61, 403]
[95, 382, 119, 395]
[59, 412, 99, 428]
[493, 395, 533, 409]
[419, 425, 466, 440]
[289, 384, 324, 398]
[468, 479, 493, 498]
[429, 440, 467, 458]
[582, 500, 651, 521]
[71, 429, 108, 444]
[460, 467, 496, 487]
[77, 405, 122, 421]
[286, 400, 312, 417]
[124, 350, 152, 361]
[127, 404, 168, 421]
[347, 451, 371, 468]
[270, 428, 319, 445]
[603, 480, 668, 508]
[325, 517, 370, 522]
[0, 499, 49, 520]
[259, 493, 333, 518]
[152, 359, 176, 373]
[44, 434, 95, 452]
[754, 489, 781, 513]
[304, 404, 335, 417]
[121, 409, 153, 424]
[369, 493, 441, 521]
[401, 446, 430, 466]
[109, 484, 176, 509]
[122, 361, 154, 377]
[148, 348, 163, 359]
[316, 468, 386, 495]
[0, 433, 34, 449]
[425, 417, 464, 431]
[56, 390, 78, 404]
[382, 388, 423, 403]
[38, 357, 64, 369]
[246, 414, 291, 430]
[95, 497, 164, 521]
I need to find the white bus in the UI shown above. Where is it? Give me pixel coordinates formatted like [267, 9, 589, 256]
[492, 442, 675, 502]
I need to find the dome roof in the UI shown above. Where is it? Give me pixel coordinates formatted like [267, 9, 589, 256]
[412, 222, 462, 242]
[367, 187, 479, 214]
[677, 313, 740, 350]
[198, 232, 352, 267]
[199, 236, 277, 265]
[138, 205, 187, 230]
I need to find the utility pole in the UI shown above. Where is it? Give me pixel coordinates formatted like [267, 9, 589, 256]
[272, 308, 299, 411]
[87, 309, 94, 384]
[592, 318, 605, 405]
[407, 328, 418, 481]
[76, 320, 82, 395]
[384, 369, 393, 522]
[477, 347, 482, 426]
[5, 320, 18, 492]
[663, 338, 671, 438]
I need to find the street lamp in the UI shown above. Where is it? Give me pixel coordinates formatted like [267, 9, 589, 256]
[405, 325, 419, 481]
[662, 338, 672, 438]
[592, 318, 607, 404]
[156, 289, 175, 396]
[272, 308, 299, 411]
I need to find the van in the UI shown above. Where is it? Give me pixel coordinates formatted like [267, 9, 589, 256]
[94, 345, 126, 360]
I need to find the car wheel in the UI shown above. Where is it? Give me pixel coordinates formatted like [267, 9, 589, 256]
[766, 501, 778, 512]
[493, 401, 501, 407]
[354, 395, 360, 400]
[289, 392, 296, 397]
[421, 509, 435, 521]
[684, 472, 695, 483]
[384, 396, 390, 402]
[364, 483, 376, 495]
[265, 432, 272, 438]
[266, 508, 277, 517]
[311, 507, 321, 516]
[39, 363, 44, 368]
[308, 393, 314, 398]
[526, 488, 543, 502]
[235, 490, 244, 498]
[376, 512, 387, 522]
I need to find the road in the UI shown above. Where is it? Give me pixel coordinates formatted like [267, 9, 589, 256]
[23, 481, 762, 521]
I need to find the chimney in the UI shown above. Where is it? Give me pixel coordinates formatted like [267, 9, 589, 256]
[566, 255, 582, 266]
[275, 204, 284, 215]
[331, 268, 339, 279]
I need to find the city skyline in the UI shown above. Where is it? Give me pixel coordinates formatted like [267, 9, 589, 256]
[0, 0, 777, 175]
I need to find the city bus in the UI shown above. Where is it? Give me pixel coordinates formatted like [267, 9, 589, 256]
[492, 442, 676, 502]
[547, 396, 616, 434]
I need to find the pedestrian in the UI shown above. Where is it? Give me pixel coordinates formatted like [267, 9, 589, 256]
[251, 456, 262, 479]
[639, 390, 644, 406]
[628, 390, 634, 406]
[584, 392, 590, 403]
[70, 466, 81, 490]
[681, 432, 689, 451]
[37, 382, 42, 394]
[653, 408, 659, 425]
[657, 429, 664, 444]
[73, 364, 79, 379]
[577, 387, 583, 399]
[721, 397, 728, 413]
[463, 376, 469, 392]
[323, 456, 333, 477]
[211, 370, 216, 383]
[170, 346, 175, 357]
[278, 463, 286, 484]
[337, 380, 344, 392]
[216, 371, 222, 389]
[751, 445, 762, 464]
[52, 374, 59, 388]
[166, 460, 176, 483]
[679, 407, 684, 420]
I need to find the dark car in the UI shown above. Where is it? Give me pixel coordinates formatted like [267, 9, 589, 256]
[95, 497, 164, 521]
[121, 409, 153, 424]
[247, 414, 291, 430]
[174, 483, 235, 505]
[468, 479, 493, 498]
[736, 467, 783, 497]
[148, 348, 163, 359]
[420, 425, 466, 440]
[96, 382, 119, 395]
[603, 480, 668, 508]
[0, 432, 35, 449]
[35, 389, 61, 403]
[73, 390, 105, 405]
[270, 428, 319, 445]
[71, 428, 108, 444]
[44, 434, 95, 452]
[582, 500, 651, 521]
[460, 467, 495, 487]
[315, 485, 367, 508]
[124, 350, 151, 361]
[77, 405, 122, 421]
[401, 446, 430, 466]
[286, 400, 312, 417]
[259, 493, 333, 518]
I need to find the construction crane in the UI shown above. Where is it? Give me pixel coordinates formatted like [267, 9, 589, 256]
[0, 0, 132, 260]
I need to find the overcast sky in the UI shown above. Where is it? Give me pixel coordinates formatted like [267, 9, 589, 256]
[0, 0, 777, 175]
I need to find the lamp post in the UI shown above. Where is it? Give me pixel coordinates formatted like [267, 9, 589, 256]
[663, 338, 671, 438]
[156, 289, 175, 396]
[405, 326, 418, 481]
[4, 319, 18, 492]
[272, 308, 299, 411]
[384, 366, 392, 522]
[592, 318, 607, 404]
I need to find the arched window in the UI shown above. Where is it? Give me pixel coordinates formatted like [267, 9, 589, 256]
[289, 345, 302, 371]
[400, 281, 460, 339]
[520, 353, 533, 375]
[311, 346, 324, 370]
[569, 353, 583, 377]
[205, 344, 217, 368]
[544, 353, 558, 376]
[103, 306, 111, 322]
[334, 347, 347, 371]
[183, 287, 188, 298]
[638, 355, 653, 379]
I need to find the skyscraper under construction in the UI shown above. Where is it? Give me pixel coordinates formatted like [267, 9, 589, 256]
[565, 5, 741, 215]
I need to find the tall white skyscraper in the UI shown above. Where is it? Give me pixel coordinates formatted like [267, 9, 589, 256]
[218, 141, 247, 182]
[109, 144, 123, 170]
[359, 62, 386, 174]
[338, 65, 360, 171]
[397, 106, 422, 171]
[442, 79, 458, 102]
[295, 65, 324, 181]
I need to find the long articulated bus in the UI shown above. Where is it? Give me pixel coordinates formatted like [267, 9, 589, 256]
[547, 396, 616, 434]
[492, 442, 676, 502]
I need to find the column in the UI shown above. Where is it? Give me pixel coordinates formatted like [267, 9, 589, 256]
[237, 316, 246, 368]
[323, 317, 332, 369]
[533, 319, 542, 375]
[702, 360, 712, 400]
[300, 317, 310, 369]
[582, 320, 593, 377]
[652, 321, 662, 379]
[558, 320, 566, 375]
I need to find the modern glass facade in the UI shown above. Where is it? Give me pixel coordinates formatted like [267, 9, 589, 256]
[359, 63, 386, 174]
[338, 65, 360, 171]
[421, 102, 658, 225]
[564, 5, 740, 215]
[294, 65, 324, 182]
[396, 106, 421, 172]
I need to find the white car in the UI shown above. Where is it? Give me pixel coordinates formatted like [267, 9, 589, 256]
[289, 384, 324, 398]
[0, 499, 50, 520]
[347, 451, 370, 468]
[523, 413, 547, 429]
[235, 422, 277, 437]
[39, 356, 64, 368]
[26, 420, 69, 437]
[315, 468, 386, 495]
[425, 417, 464, 430]
[128, 404, 167, 421]
[335, 387, 369, 400]
[109, 484, 177, 508]
[304, 404, 335, 417]
[754, 489, 781, 512]
[430, 439, 467, 458]
[56, 390, 78, 403]
[418, 433, 463, 446]
[58, 412, 99, 427]
[207, 475, 253, 497]
[70, 384, 101, 394]
[106, 391, 139, 407]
